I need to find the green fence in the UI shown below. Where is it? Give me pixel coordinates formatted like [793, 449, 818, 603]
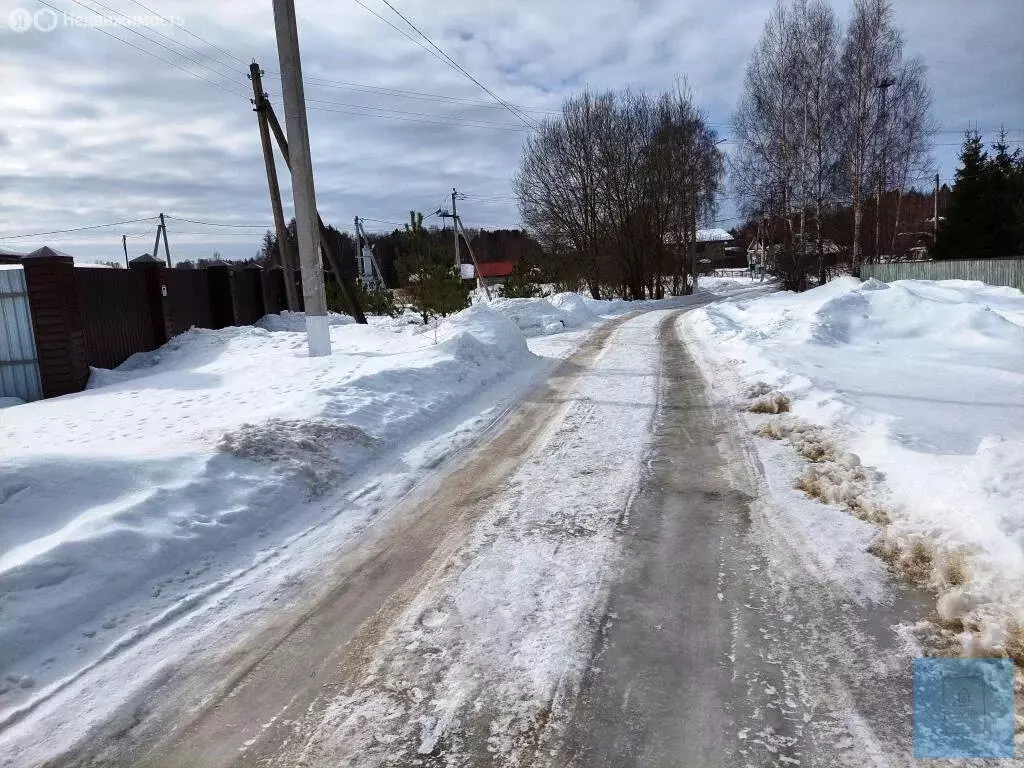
[860, 258, 1024, 291]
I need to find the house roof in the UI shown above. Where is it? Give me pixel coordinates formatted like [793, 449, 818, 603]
[464, 261, 516, 279]
[664, 229, 734, 245]
[24, 246, 74, 260]
[696, 228, 734, 242]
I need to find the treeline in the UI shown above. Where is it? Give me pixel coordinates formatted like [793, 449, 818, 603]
[515, 86, 724, 300]
[732, 0, 933, 288]
[934, 132, 1024, 260]
[254, 221, 542, 288]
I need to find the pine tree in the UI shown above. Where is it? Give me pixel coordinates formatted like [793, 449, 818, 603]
[396, 212, 469, 324]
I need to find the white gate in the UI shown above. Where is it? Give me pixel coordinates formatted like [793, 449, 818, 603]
[0, 266, 42, 402]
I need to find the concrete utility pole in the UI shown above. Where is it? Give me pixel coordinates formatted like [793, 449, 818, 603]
[122, 234, 129, 268]
[933, 173, 940, 241]
[273, 0, 330, 356]
[450, 188, 462, 271]
[158, 212, 172, 268]
[262, 103, 367, 324]
[249, 60, 300, 311]
[150, 221, 163, 266]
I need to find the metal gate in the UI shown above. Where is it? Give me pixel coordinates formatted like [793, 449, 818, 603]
[0, 266, 42, 402]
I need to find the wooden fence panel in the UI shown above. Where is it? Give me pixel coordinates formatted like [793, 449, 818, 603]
[861, 258, 1024, 290]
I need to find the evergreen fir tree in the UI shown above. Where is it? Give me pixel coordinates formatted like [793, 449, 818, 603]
[935, 130, 1024, 259]
[396, 212, 469, 324]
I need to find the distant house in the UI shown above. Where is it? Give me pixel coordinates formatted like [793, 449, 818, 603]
[665, 229, 742, 270]
[461, 260, 517, 287]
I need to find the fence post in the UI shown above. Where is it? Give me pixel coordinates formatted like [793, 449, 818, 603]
[21, 250, 89, 397]
[129, 256, 171, 347]
[206, 263, 235, 329]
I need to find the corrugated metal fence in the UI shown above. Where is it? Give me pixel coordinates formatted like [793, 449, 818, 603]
[0, 267, 43, 402]
[860, 257, 1024, 290]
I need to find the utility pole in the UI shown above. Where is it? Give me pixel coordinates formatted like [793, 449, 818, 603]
[450, 188, 461, 271]
[873, 78, 896, 263]
[150, 221, 163, 265]
[933, 173, 940, 242]
[455, 215, 490, 300]
[158, 212, 172, 268]
[262, 103, 366, 324]
[273, 0, 330, 355]
[249, 60, 299, 311]
[122, 234, 129, 268]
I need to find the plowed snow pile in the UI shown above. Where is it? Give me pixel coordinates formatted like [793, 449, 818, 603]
[686, 277, 1024, 655]
[0, 305, 534, 735]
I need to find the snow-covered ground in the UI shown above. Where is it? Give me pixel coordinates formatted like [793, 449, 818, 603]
[684, 277, 1024, 659]
[0, 280, 752, 765]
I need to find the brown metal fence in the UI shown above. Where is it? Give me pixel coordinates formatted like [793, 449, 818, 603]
[75, 267, 155, 370]
[165, 268, 213, 336]
[20, 256, 319, 400]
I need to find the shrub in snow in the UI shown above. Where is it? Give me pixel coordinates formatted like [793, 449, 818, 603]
[746, 381, 773, 398]
[747, 392, 791, 414]
[937, 587, 976, 629]
[755, 422, 785, 440]
[1006, 623, 1024, 666]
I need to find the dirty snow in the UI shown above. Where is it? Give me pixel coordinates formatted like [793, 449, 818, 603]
[683, 277, 1024, 655]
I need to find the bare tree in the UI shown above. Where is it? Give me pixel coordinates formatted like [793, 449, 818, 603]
[516, 86, 723, 299]
[837, 0, 904, 267]
[793, 0, 843, 284]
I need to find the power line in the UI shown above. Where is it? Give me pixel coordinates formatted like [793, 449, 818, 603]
[304, 102, 530, 132]
[0, 217, 158, 240]
[35, 1, 249, 100]
[163, 215, 269, 228]
[264, 72, 559, 115]
[80, 0, 245, 81]
[123, 0, 250, 66]
[351, 0, 455, 70]
[370, 0, 540, 131]
[60, 0, 247, 92]
[302, 97, 527, 127]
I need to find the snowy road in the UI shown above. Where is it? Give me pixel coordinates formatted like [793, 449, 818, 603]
[20, 296, 981, 766]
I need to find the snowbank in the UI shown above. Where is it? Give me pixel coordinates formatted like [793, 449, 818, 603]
[0, 305, 538, 729]
[685, 278, 1024, 655]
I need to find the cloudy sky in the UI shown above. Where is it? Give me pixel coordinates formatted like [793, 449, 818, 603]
[0, 0, 1021, 264]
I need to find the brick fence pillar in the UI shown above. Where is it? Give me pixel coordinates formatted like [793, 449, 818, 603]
[129, 257, 171, 347]
[263, 266, 286, 315]
[21, 250, 89, 397]
[243, 263, 266, 321]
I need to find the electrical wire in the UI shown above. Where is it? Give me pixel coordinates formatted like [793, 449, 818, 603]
[369, 0, 540, 131]
[80, 0, 244, 81]
[35, 1, 249, 99]
[302, 97, 527, 128]
[123, 0, 250, 66]
[264, 72, 559, 116]
[0, 217, 158, 240]
[163, 216, 269, 228]
[59, 0, 248, 93]
[304, 103, 530, 132]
